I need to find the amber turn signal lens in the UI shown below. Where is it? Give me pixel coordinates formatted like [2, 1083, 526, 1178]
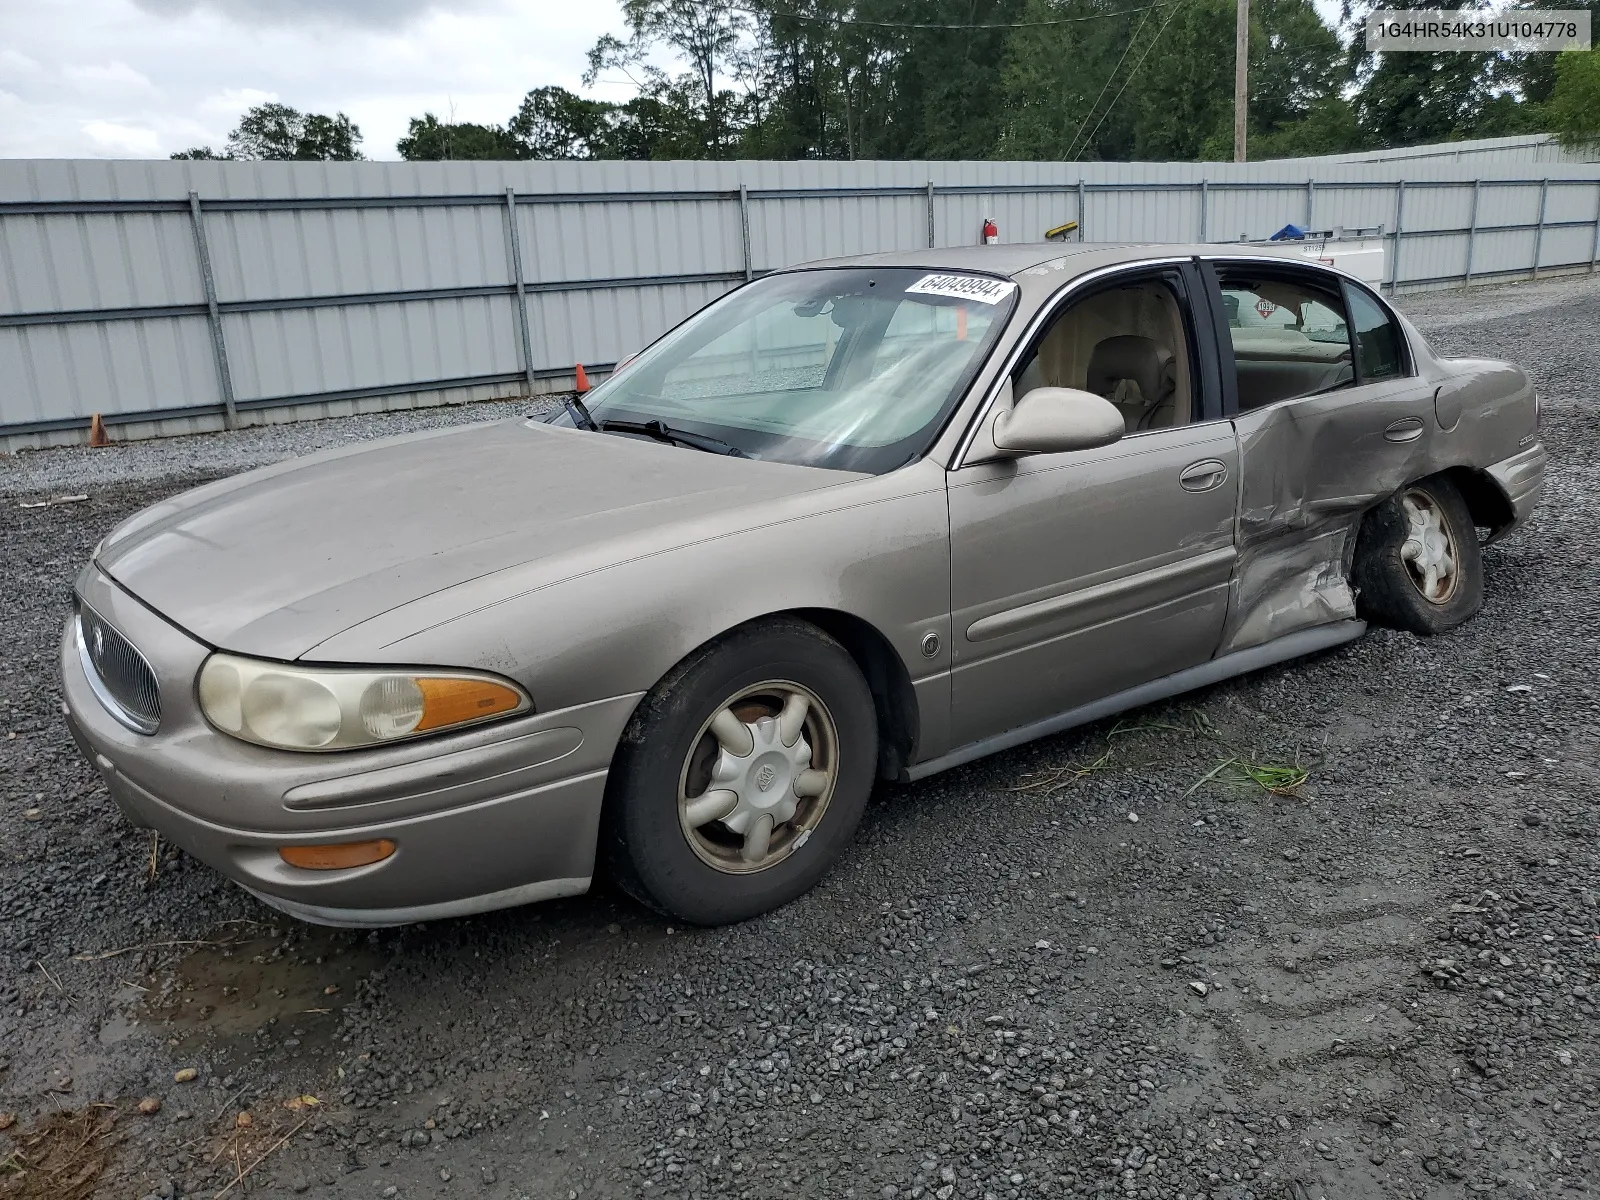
[414, 677, 524, 732]
[279, 839, 396, 871]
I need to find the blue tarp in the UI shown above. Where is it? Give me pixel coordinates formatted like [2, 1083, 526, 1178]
[1269, 224, 1308, 241]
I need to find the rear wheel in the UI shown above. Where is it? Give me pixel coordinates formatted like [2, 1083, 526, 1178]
[1353, 474, 1483, 635]
[603, 619, 877, 926]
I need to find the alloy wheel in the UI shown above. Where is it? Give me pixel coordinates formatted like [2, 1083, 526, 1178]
[1399, 488, 1460, 604]
[676, 680, 838, 874]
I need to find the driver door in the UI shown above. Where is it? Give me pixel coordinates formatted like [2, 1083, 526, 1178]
[945, 265, 1239, 748]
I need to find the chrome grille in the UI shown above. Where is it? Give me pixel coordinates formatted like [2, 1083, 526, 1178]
[77, 604, 160, 734]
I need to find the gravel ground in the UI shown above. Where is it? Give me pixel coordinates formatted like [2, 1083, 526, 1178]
[1, 276, 1596, 1200]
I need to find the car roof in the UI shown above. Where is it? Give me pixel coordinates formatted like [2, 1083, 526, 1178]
[801, 242, 1322, 280]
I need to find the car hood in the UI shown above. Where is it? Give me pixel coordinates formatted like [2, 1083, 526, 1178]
[99, 419, 858, 659]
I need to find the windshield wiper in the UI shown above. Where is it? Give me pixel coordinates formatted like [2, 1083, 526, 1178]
[564, 395, 600, 431]
[597, 418, 748, 458]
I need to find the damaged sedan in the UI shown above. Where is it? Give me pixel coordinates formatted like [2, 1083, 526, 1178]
[62, 244, 1545, 928]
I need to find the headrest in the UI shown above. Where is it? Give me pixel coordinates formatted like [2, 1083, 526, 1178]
[1085, 334, 1175, 407]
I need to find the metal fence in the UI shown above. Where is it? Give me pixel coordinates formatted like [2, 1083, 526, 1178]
[3, 149, 1599, 449]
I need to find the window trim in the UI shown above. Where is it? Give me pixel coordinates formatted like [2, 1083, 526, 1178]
[1340, 278, 1414, 384]
[952, 257, 1222, 468]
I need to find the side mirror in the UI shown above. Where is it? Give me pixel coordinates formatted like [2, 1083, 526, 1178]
[991, 387, 1125, 455]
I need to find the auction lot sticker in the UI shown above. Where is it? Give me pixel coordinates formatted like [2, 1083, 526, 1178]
[906, 274, 1018, 304]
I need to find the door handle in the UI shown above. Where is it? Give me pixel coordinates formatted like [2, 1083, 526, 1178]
[1384, 416, 1425, 442]
[1179, 459, 1229, 492]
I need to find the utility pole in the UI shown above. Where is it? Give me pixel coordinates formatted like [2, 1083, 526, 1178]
[1233, 0, 1249, 163]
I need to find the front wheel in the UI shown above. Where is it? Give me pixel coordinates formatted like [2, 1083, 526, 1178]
[602, 619, 877, 926]
[1353, 474, 1484, 635]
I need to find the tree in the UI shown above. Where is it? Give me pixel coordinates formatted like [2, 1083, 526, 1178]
[586, 0, 749, 154]
[1341, 0, 1549, 148]
[170, 146, 232, 160]
[225, 102, 364, 161]
[397, 114, 523, 160]
[1548, 49, 1600, 147]
[507, 86, 618, 158]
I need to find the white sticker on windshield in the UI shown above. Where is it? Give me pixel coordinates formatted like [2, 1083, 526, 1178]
[905, 273, 1017, 305]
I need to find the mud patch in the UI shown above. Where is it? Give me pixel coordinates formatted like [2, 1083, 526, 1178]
[0, 1106, 124, 1200]
[132, 926, 382, 1060]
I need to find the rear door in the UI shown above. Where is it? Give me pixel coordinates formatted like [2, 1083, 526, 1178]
[1205, 260, 1437, 653]
[945, 263, 1239, 749]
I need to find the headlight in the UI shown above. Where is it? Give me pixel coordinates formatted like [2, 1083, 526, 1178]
[197, 653, 531, 751]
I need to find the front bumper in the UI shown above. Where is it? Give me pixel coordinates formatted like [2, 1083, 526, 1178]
[61, 567, 641, 927]
[1485, 439, 1546, 543]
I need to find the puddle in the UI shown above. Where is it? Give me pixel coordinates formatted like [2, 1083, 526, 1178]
[103, 925, 384, 1058]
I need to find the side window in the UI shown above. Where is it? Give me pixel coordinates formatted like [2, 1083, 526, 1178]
[1010, 276, 1197, 432]
[1219, 274, 1353, 411]
[1344, 285, 1405, 382]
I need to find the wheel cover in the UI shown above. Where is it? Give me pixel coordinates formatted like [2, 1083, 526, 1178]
[676, 680, 839, 875]
[1399, 489, 1460, 605]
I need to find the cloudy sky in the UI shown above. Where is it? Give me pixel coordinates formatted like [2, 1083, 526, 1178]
[0, 0, 637, 160]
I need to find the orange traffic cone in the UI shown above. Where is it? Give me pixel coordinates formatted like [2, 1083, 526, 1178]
[88, 413, 109, 448]
[574, 363, 590, 394]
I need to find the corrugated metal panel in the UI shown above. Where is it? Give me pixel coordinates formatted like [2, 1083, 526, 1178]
[1546, 182, 1599, 224]
[1539, 225, 1595, 271]
[0, 211, 199, 315]
[0, 316, 219, 425]
[224, 294, 519, 403]
[208, 203, 507, 301]
[3, 150, 1598, 443]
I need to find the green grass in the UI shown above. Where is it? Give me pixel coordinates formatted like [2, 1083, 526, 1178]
[1009, 707, 1311, 801]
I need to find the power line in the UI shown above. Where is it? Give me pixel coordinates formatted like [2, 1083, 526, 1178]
[1061, 0, 1168, 160]
[1066, 0, 1191, 161]
[740, 2, 1173, 31]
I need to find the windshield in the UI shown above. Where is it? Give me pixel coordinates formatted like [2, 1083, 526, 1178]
[545, 267, 1016, 473]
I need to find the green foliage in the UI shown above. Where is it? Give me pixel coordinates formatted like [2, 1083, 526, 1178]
[508, 86, 618, 158]
[377, 0, 1572, 165]
[397, 115, 522, 160]
[1548, 50, 1600, 147]
[225, 102, 363, 161]
[169, 146, 232, 160]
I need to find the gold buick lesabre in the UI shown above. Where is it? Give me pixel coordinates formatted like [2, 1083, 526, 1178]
[62, 244, 1545, 927]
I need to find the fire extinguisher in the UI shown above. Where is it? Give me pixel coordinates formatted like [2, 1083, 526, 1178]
[982, 217, 998, 245]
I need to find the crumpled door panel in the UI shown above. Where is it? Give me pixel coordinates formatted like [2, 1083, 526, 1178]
[1222, 377, 1436, 653]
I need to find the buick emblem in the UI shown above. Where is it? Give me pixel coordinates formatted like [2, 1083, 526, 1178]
[92, 624, 105, 659]
[755, 764, 777, 791]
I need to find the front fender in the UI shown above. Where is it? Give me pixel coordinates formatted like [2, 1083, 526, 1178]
[308, 458, 954, 756]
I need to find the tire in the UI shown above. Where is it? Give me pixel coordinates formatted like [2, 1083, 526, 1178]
[602, 617, 877, 926]
[1353, 473, 1483, 636]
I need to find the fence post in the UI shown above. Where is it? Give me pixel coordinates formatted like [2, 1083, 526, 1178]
[1463, 178, 1481, 288]
[1531, 177, 1549, 282]
[1591, 182, 1600, 274]
[1077, 178, 1087, 241]
[739, 183, 753, 281]
[926, 181, 935, 249]
[1389, 180, 1407, 294]
[186, 190, 237, 430]
[1199, 179, 1209, 242]
[504, 188, 537, 396]
[1305, 178, 1315, 229]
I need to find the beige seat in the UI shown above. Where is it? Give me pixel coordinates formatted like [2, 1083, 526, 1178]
[1085, 335, 1176, 431]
